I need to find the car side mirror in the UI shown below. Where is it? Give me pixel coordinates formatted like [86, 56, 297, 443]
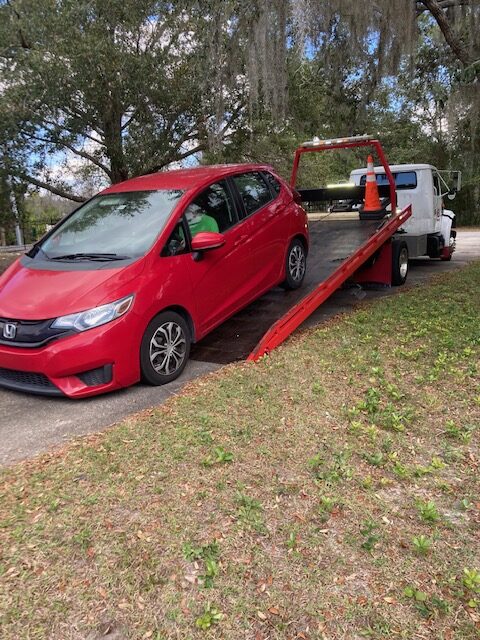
[191, 231, 225, 254]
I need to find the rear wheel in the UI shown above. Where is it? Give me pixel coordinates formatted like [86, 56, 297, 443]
[281, 239, 307, 290]
[441, 225, 456, 261]
[140, 311, 191, 385]
[392, 240, 408, 286]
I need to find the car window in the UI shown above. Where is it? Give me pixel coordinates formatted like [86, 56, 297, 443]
[233, 172, 273, 217]
[162, 219, 188, 257]
[185, 181, 236, 236]
[263, 171, 281, 196]
[433, 173, 441, 196]
[360, 171, 417, 190]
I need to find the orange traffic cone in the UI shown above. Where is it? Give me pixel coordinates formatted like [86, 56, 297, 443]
[360, 155, 386, 220]
[363, 155, 382, 211]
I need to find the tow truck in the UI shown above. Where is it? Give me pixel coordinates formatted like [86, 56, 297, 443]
[191, 135, 416, 364]
[349, 163, 460, 262]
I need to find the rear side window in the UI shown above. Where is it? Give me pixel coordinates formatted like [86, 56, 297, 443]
[360, 171, 417, 190]
[263, 171, 281, 196]
[232, 172, 273, 217]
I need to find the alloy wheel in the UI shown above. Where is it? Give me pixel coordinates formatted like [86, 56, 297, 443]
[149, 321, 187, 376]
[289, 245, 306, 282]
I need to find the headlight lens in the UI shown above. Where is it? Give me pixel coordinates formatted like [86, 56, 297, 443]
[51, 295, 134, 332]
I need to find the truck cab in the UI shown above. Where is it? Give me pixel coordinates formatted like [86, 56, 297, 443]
[349, 164, 459, 260]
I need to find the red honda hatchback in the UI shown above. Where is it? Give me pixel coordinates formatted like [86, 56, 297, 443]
[0, 164, 308, 398]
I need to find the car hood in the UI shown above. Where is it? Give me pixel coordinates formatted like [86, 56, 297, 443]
[0, 257, 146, 320]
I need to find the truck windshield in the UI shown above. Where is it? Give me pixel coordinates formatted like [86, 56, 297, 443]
[40, 190, 184, 260]
[360, 171, 417, 190]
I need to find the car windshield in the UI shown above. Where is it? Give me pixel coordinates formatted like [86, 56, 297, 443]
[40, 190, 184, 260]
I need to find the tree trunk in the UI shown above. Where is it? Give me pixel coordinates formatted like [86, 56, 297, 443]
[103, 93, 129, 184]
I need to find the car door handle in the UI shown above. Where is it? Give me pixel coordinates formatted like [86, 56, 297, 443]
[233, 235, 248, 247]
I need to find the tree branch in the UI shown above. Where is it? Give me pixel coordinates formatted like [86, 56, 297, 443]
[416, 0, 470, 14]
[22, 132, 112, 178]
[419, 0, 472, 65]
[20, 174, 86, 202]
[144, 143, 206, 174]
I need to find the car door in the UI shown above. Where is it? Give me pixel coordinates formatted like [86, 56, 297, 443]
[230, 171, 289, 292]
[183, 179, 257, 336]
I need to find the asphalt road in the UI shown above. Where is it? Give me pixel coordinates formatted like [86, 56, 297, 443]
[0, 230, 478, 466]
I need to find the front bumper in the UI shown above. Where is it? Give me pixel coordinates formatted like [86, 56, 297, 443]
[0, 315, 140, 398]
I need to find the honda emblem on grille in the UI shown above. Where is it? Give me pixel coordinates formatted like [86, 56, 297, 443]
[3, 323, 17, 340]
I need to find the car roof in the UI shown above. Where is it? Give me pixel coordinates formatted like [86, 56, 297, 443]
[101, 164, 275, 194]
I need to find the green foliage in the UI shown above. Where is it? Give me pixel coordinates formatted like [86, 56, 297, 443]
[195, 603, 223, 630]
[412, 535, 432, 555]
[416, 500, 440, 523]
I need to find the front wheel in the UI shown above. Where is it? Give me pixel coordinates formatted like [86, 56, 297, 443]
[140, 311, 191, 385]
[392, 240, 408, 286]
[281, 239, 307, 290]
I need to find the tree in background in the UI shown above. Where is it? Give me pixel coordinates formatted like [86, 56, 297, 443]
[0, 0, 478, 225]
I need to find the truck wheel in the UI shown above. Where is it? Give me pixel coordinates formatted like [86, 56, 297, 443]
[140, 311, 191, 385]
[281, 239, 307, 290]
[392, 240, 408, 286]
[441, 227, 456, 261]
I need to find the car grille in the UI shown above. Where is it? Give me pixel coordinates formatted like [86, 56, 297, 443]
[0, 367, 62, 396]
[0, 317, 72, 348]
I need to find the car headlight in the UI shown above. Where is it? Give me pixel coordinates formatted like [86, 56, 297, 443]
[51, 295, 134, 332]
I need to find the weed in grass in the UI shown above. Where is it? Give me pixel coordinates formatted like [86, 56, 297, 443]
[385, 383, 404, 400]
[444, 420, 475, 443]
[416, 500, 440, 523]
[363, 451, 385, 467]
[358, 387, 381, 415]
[195, 603, 223, 630]
[309, 450, 352, 484]
[392, 460, 410, 478]
[403, 586, 450, 618]
[199, 557, 220, 588]
[311, 382, 325, 396]
[72, 527, 92, 550]
[236, 493, 264, 532]
[183, 541, 220, 588]
[361, 475, 374, 489]
[202, 446, 234, 467]
[182, 541, 219, 563]
[319, 495, 336, 513]
[196, 429, 213, 445]
[360, 519, 381, 552]
[412, 534, 433, 555]
[463, 568, 480, 594]
[460, 498, 473, 511]
[286, 529, 299, 551]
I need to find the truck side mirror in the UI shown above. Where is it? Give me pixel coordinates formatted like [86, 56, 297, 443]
[450, 171, 461, 193]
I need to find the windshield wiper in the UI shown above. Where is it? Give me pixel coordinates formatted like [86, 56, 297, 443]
[50, 253, 131, 261]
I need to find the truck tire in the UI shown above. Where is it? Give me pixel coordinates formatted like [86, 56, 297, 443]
[441, 223, 456, 261]
[392, 240, 408, 286]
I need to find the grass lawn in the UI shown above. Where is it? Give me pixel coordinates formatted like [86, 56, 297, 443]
[1, 262, 479, 640]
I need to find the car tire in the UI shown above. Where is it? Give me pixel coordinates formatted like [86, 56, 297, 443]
[281, 239, 307, 290]
[140, 311, 191, 385]
[391, 240, 408, 286]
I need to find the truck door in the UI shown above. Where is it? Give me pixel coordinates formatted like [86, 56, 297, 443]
[432, 172, 443, 231]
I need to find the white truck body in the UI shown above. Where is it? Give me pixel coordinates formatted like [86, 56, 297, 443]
[350, 163, 456, 258]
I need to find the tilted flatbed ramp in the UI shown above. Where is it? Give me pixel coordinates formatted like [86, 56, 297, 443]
[190, 205, 411, 364]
